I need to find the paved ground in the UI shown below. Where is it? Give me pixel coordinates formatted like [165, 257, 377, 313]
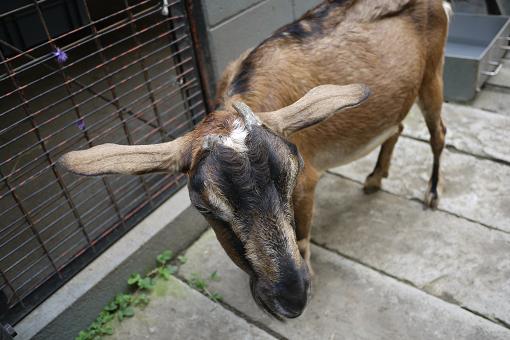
[109, 62, 510, 339]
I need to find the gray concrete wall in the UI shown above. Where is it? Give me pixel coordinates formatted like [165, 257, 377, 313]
[199, 0, 322, 93]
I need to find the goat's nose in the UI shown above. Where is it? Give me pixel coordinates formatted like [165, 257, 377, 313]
[274, 272, 309, 318]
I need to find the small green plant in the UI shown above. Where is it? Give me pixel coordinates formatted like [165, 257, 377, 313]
[209, 270, 220, 281]
[76, 249, 181, 340]
[177, 255, 188, 264]
[127, 273, 154, 290]
[76, 292, 140, 340]
[76, 310, 114, 340]
[188, 272, 223, 302]
[156, 250, 173, 265]
[133, 293, 150, 307]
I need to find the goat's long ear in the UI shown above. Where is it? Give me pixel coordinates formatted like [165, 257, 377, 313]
[58, 136, 190, 176]
[257, 84, 370, 137]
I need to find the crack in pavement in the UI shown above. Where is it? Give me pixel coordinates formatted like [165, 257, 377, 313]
[325, 170, 510, 236]
[310, 240, 510, 331]
[401, 134, 510, 167]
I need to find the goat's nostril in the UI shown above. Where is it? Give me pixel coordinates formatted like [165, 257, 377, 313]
[274, 279, 309, 317]
[275, 293, 307, 318]
[251, 274, 309, 319]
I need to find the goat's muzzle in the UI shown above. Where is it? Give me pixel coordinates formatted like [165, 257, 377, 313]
[249, 262, 311, 319]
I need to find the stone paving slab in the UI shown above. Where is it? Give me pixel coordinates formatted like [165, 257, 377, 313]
[469, 87, 510, 115]
[109, 275, 275, 340]
[469, 56, 510, 114]
[331, 137, 510, 233]
[179, 230, 510, 340]
[313, 174, 510, 326]
[404, 104, 510, 163]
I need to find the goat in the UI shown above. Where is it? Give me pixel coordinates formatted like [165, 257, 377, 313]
[59, 0, 450, 319]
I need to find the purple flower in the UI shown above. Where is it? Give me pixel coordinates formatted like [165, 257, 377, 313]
[53, 48, 68, 64]
[77, 118, 86, 131]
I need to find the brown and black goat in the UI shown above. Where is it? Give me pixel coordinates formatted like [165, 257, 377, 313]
[59, 0, 450, 319]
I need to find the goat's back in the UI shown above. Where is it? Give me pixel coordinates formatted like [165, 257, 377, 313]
[219, 0, 447, 109]
[217, 0, 449, 170]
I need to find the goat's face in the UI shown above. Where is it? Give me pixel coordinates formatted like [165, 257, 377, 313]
[188, 117, 309, 318]
[58, 84, 370, 319]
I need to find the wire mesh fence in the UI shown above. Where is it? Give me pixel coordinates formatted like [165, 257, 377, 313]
[0, 0, 206, 324]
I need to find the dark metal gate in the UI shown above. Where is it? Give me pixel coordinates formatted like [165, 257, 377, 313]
[0, 0, 207, 325]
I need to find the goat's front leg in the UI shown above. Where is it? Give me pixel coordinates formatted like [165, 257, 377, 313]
[293, 165, 320, 276]
[364, 123, 403, 194]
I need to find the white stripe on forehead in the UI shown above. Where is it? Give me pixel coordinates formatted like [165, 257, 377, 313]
[223, 119, 248, 152]
[202, 119, 248, 153]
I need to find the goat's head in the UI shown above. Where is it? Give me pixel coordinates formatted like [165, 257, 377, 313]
[59, 84, 370, 319]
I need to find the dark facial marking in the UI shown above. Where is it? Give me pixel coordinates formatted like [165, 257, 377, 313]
[188, 124, 301, 249]
[210, 218, 254, 274]
[207, 127, 296, 228]
[189, 168, 255, 275]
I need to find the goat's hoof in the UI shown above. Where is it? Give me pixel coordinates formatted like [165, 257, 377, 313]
[363, 178, 381, 194]
[425, 191, 439, 209]
[425, 176, 443, 209]
[363, 174, 382, 194]
[363, 184, 381, 194]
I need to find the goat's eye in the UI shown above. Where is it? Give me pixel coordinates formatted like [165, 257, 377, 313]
[195, 205, 212, 215]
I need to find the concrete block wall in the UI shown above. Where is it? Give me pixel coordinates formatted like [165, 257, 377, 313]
[198, 0, 322, 96]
